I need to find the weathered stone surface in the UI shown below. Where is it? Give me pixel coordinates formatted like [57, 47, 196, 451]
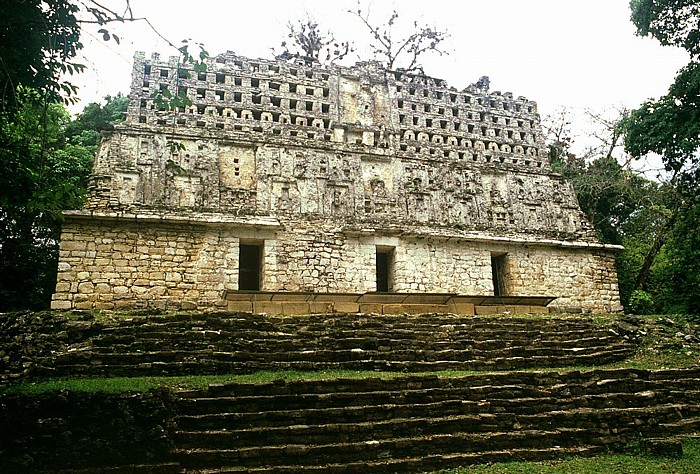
[51, 51, 623, 311]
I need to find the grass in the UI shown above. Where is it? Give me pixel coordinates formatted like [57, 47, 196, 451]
[0, 364, 644, 395]
[2, 369, 469, 394]
[439, 438, 700, 474]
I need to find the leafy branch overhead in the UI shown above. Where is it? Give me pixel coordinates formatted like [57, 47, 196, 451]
[349, 3, 450, 72]
[276, 18, 354, 65]
[626, 0, 700, 193]
[630, 0, 700, 58]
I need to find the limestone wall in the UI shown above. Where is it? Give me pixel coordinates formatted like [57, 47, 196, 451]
[52, 217, 620, 312]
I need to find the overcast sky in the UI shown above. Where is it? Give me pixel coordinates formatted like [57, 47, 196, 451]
[72, 0, 689, 157]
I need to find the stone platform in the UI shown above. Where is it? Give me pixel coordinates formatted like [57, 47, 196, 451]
[223, 291, 556, 315]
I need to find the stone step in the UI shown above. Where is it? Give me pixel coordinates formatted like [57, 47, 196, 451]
[183, 369, 659, 397]
[53, 343, 633, 365]
[176, 428, 618, 469]
[180, 377, 700, 407]
[86, 334, 625, 352]
[38, 350, 635, 378]
[181, 445, 606, 473]
[91, 322, 617, 339]
[174, 404, 697, 450]
[177, 388, 700, 422]
[51, 463, 181, 474]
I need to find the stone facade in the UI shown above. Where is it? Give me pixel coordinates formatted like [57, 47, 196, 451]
[52, 51, 622, 312]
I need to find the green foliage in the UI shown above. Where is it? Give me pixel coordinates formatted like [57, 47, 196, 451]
[0, 95, 127, 311]
[0, 1, 132, 116]
[651, 201, 700, 314]
[628, 290, 656, 314]
[624, 61, 700, 192]
[0, 0, 82, 114]
[624, 1, 700, 314]
[64, 93, 129, 149]
[557, 154, 650, 245]
[630, 0, 700, 58]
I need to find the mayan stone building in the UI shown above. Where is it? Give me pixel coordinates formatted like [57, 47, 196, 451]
[51, 51, 622, 313]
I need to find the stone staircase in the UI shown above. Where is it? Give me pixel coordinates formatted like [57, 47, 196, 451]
[173, 368, 700, 473]
[35, 313, 638, 377]
[4, 311, 700, 473]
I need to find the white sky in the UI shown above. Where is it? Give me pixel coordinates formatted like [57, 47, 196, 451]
[71, 0, 689, 158]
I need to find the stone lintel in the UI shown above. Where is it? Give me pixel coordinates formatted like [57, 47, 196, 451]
[400, 229, 624, 252]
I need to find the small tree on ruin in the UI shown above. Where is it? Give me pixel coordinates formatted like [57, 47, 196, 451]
[348, 3, 450, 72]
[275, 17, 353, 65]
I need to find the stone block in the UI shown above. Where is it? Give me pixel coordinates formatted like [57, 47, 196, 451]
[254, 301, 285, 315]
[383, 304, 448, 315]
[308, 302, 334, 314]
[446, 302, 475, 315]
[332, 302, 360, 313]
[282, 302, 312, 315]
[77, 282, 95, 294]
[181, 301, 197, 310]
[51, 300, 72, 310]
[359, 303, 383, 314]
[227, 301, 253, 312]
[475, 305, 501, 315]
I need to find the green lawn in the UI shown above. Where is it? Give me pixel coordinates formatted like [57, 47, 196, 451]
[441, 438, 700, 473]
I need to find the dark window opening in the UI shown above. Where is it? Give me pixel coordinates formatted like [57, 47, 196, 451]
[491, 253, 507, 296]
[376, 247, 394, 292]
[239, 243, 262, 291]
[216, 73, 225, 83]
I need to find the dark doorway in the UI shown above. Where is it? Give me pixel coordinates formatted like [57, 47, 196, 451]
[239, 243, 262, 290]
[376, 247, 393, 292]
[491, 253, 507, 296]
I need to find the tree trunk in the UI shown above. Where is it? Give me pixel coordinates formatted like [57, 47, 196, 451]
[634, 207, 679, 291]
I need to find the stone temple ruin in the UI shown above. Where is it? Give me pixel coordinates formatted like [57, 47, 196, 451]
[51, 51, 623, 313]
